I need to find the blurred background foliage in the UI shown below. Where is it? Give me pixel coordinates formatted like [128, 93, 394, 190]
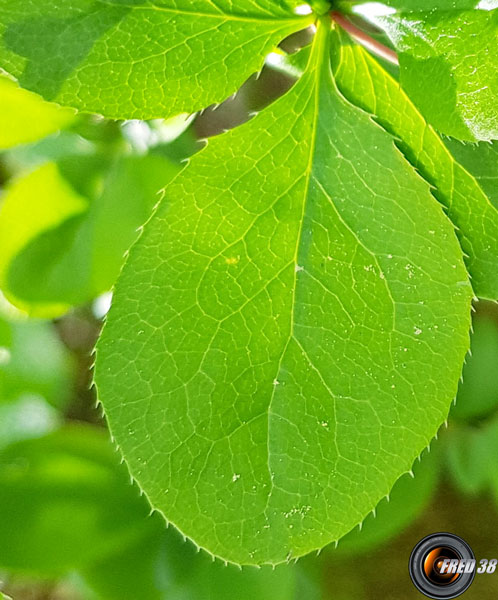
[1, 35, 498, 599]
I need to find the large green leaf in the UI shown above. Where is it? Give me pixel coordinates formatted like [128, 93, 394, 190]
[330, 30, 498, 299]
[0, 0, 312, 119]
[375, 9, 498, 141]
[96, 21, 472, 564]
[0, 426, 155, 576]
[0, 75, 74, 149]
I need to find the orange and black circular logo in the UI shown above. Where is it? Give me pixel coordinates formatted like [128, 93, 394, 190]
[409, 533, 475, 598]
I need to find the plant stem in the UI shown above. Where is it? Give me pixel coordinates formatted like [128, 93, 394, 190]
[330, 11, 399, 67]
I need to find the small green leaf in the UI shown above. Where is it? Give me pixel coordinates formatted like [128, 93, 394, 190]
[0, 150, 180, 317]
[0, 162, 87, 316]
[376, 10, 498, 141]
[0, 0, 312, 119]
[5, 154, 180, 316]
[96, 22, 472, 564]
[0, 75, 74, 150]
[331, 29, 498, 300]
[0, 426, 154, 576]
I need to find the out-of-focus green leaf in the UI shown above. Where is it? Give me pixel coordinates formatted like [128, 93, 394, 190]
[446, 307, 498, 492]
[0, 591, 13, 600]
[82, 519, 306, 600]
[0, 310, 73, 407]
[0, 162, 87, 316]
[0, 154, 180, 317]
[0, 426, 155, 576]
[0, 75, 74, 150]
[0, 394, 59, 450]
[446, 417, 498, 494]
[331, 449, 438, 556]
[488, 452, 498, 510]
[376, 10, 498, 141]
[0, 0, 312, 120]
[4, 130, 97, 172]
[452, 314, 498, 421]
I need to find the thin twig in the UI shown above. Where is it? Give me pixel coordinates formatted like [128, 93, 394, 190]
[331, 11, 399, 66]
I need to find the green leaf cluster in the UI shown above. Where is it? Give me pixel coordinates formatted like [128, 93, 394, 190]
[0, 0, 497, 569]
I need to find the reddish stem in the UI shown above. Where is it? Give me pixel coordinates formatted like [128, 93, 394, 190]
[331, 11, 399, 67]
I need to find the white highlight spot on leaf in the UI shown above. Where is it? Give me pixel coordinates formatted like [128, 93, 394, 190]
[232, 473, 241, 482]
[352, 2, 396, 18]
[294, 4, 313, 15]
[477, 0, 498, 9]
[0, 347, 11, 366]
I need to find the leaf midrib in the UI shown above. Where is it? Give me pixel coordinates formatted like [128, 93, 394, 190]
[264, 19, 329, 522]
